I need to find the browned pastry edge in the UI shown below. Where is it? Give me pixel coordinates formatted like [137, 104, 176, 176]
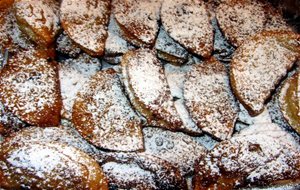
[230, 30, 300, 116]
[0, 52, 62, 126]
[279, 71, 300, 134]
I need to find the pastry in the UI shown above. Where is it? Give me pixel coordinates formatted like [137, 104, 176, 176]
[0, 141, 108, 190]
[72, 69, 144, 152]
[161, 0, 213, 58]
[230, 30, 300, 116]
[4, 126, 99, 158]
[193, 123, 300, 189]
[164, 63, 202, 135]
[13, 0, 60, 47]
[279, 71, 300, 134]
[98, 152, 187, 190]
[121, 49, 183, 131]
[60, 0, 110, 56]
[113, 0, 161, 47]
[155, 26, 189, 65]
[59, 54, 102, 120]
[216, 0, 291, 47]
[184, 57, 238, 140]
[102, 162, 158, 190]
[143, 127, 206, 176]
[0, 50, 62, 126]
[0, 0, 13, 10]
[56, 31, 81, 58]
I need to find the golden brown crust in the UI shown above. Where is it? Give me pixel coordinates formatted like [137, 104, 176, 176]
[121, 49, 183, 131]
[0, 141, 108, 190]
[161, 0, 213, 58]
[184, 57, 238, 140]
[216, 0, 292, 47]
[193, 124, 300, 189]
[279, 71, 300, 134]
[113, 0, 161, 48]
[0, 50, 62, 126]
[60, 0, 110, 56]
[0, 0, 14, 10]
[230, 30, 300, 116]
[13, 0, 60, 47]
[72, 69, 144, 152]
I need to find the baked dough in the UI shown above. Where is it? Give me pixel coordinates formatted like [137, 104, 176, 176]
[72, 69, 144, 151]
[230, 30, 300, 116]
[60, 0, 110, 56]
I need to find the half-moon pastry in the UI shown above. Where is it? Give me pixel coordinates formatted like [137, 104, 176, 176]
[230, 30, 300, 116]
[13, 0, 60, 47]
[72, 69, 144, 152]
[193, 124, 300, 189]
[0, 50, 62, 126]
[161, 0, 213, 58]
[143, 127, 206, 176]
[121, 49, 183, 131]
[60, 0, 110, 56]
[216, 0, 291, 47]
[59, 54, 102, 120]
[113, 0, 161, 47]
[184, 57, 238, 140]
[0, 141, 108, 190]
[279, 71, 300, 134]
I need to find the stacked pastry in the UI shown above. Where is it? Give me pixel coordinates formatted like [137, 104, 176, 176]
[0, 0, 299, 189]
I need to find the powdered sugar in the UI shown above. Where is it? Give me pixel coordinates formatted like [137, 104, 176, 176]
[102, 162, 157, 189]
[184, 58, 238, 140]
[143, 127, 206, 176]
[73, 69, 144, 151]
[161, 0, 213, 57]
[60, 0, 110, 56]
[231, 32, 299, 116]
[122, 49, 182, 130]
[59, 54, 101, 120]
[113, 0, 161, 46]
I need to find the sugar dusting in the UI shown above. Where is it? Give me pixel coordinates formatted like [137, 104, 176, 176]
[231, 32, 299, 115]
[161, 0, 213, 57]
[59, 53, 101, 120]
[73, 69, 144, 151]
[184, 59, 238, 140]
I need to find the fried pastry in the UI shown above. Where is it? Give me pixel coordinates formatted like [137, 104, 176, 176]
[113, 0, 161, 47]
[164, 64, 202, 135]
[216, 0, 291, 47]
[230, 31, 300, 116]
[102, 162, 158, 190]
[4, 126, 99, 157]
[121, 49, 183, 131]
[59, 54, 102, 120]
[0, 141, 108, 190]
[161, 0, 213, 58]
[56, 31, 81, 58]
[0, 0, 13, 10]
[155, 26, 189, 65]
[279, 71, 300, 134]
[72, 69, 144, 152]
[98, 152, 187, 190]
[143, 127, 206, 176]
[60, 0, 110, 56]
[0, 50, 62, 126]
[193, 123, 300, 189]
[184, 57, 238, 140]
[13, 0, 60, 47]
